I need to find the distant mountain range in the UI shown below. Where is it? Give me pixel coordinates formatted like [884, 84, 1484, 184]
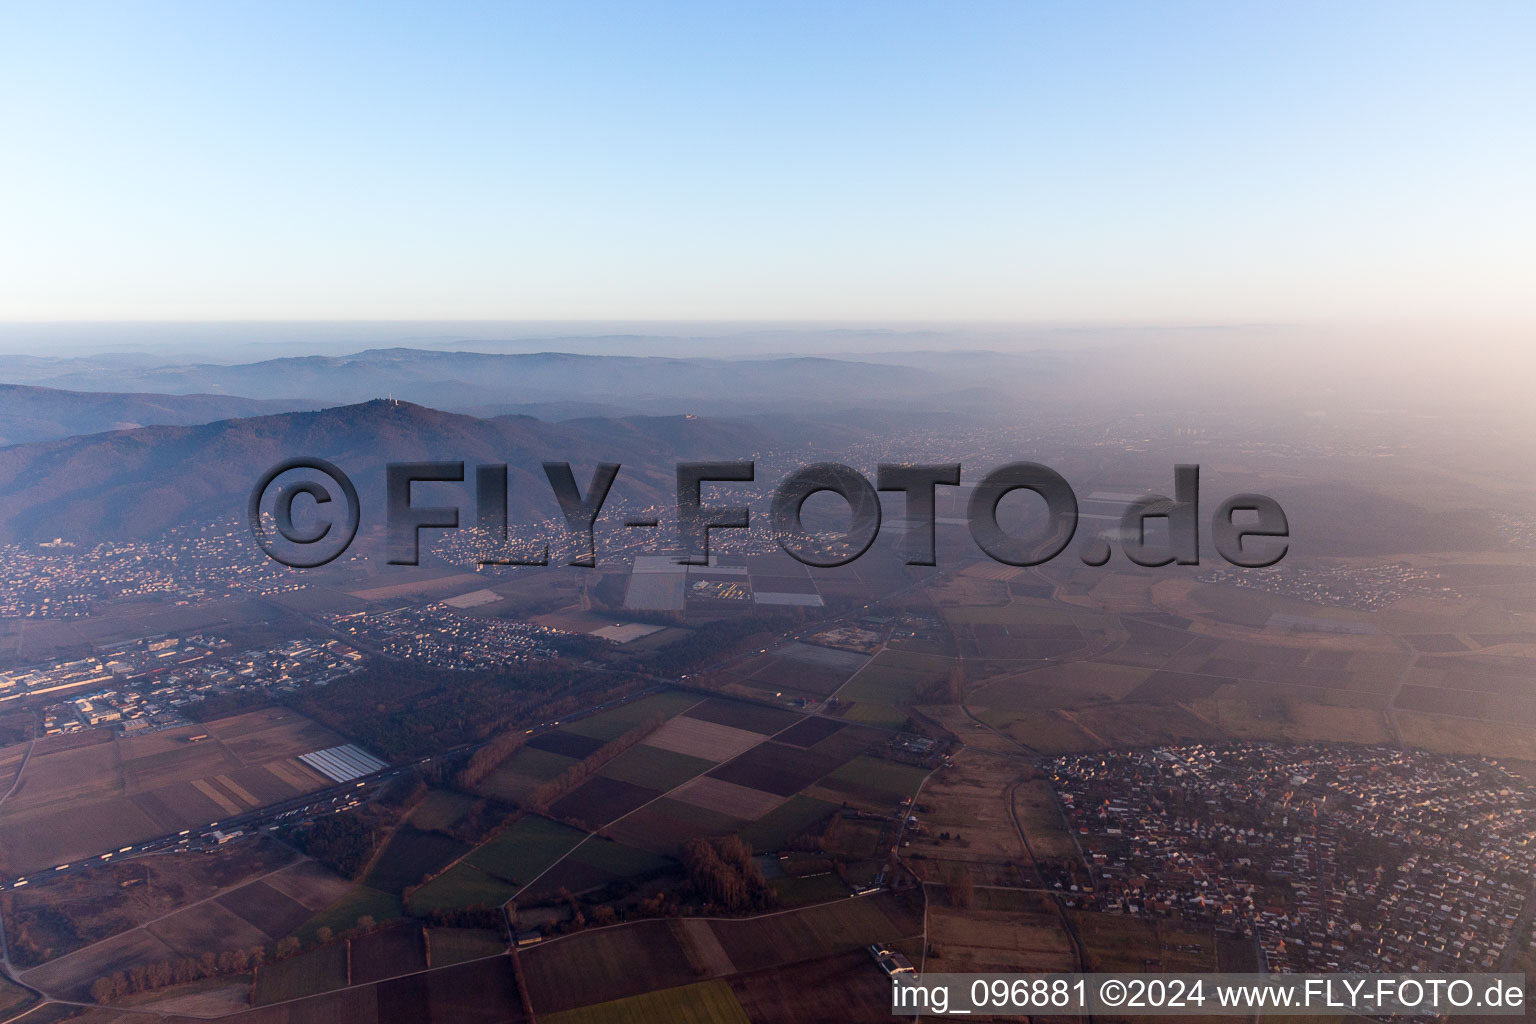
[0, 384, 322, 447]
[0, 400, 815, 544]
[0, 347, 1085, 545]
[0, 343, 1345, 426]
[0, 349, 956, 417]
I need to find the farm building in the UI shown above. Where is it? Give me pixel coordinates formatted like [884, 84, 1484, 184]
[867, 943, 914, 976]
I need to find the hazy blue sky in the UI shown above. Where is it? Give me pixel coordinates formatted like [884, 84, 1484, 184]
[2, 1, 1531, 325]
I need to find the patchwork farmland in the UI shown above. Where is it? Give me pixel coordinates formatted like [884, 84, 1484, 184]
[512, 693, 925, 892]
[520, 891, 923, 1017]
[402, 690, 937, 921]
[1, 679, 939, 1017]
[11, 842, 352, 1001]
[0, 707, 346, 875]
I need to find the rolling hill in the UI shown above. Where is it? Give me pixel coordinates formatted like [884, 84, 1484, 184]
[0, 400, 801, 544]
[0, 384, 321, 447]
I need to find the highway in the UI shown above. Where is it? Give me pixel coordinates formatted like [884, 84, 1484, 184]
[0, 684, 666, 893]
[0, 764, 408, 892]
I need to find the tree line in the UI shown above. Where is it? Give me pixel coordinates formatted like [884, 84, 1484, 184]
[89, 944, 268, 1003]
[456, 725, 529, 789]
[88, 915, 399, 1004]
[526, 715, 665, 813]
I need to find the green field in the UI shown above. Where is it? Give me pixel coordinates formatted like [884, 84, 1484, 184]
[252, 942, 348, 1005]
[600, 743, 714, 790]
[542, 980, 751, 1024]
[478, 746, 579, 803]
[560, 691, 700, 741]
[770, 872, 851, 905]
[834, 651, 951, 724]
[941, 603, 1086, 627]
[297, 885, 402, 942]
[824, 817, 888, 860]
[407, 814, 588, 915]
[566, 836, 671, 876]
[364, 826, 471, 893]
[427, 927, 507, 966]
[464, 815, 587, 884]
[841, 700, 911, 728]
[818, 756, 930, 807]
[520, 835, 678, 903]
[839, 666, 938, 704]
[407, 862, 519, 916]
[871, 649, 955, 672]
[739, 794, 838, 851]
[408, 788, 480, 832]
[973, 662, 1151, 710]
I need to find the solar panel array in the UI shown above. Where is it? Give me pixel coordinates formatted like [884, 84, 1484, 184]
[299, 744, 389, 783]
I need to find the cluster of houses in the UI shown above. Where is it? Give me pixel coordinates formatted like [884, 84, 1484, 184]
[1196, 562, 1451, 610]
[0, 517, 346, 618]
[327, 605, 574, 669]
[1051, 743, 1532, 975]
[428, 503, 676, 572]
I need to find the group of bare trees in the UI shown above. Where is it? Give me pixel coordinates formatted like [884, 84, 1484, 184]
[680, 835, 772, 913]
[526, 715, 664, 812]
[289, 809, 386, 878]
[2, 901, 77, 968]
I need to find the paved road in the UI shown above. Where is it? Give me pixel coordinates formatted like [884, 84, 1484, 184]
[0, 683, 669, 892]
[0, 737, 36, 809]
